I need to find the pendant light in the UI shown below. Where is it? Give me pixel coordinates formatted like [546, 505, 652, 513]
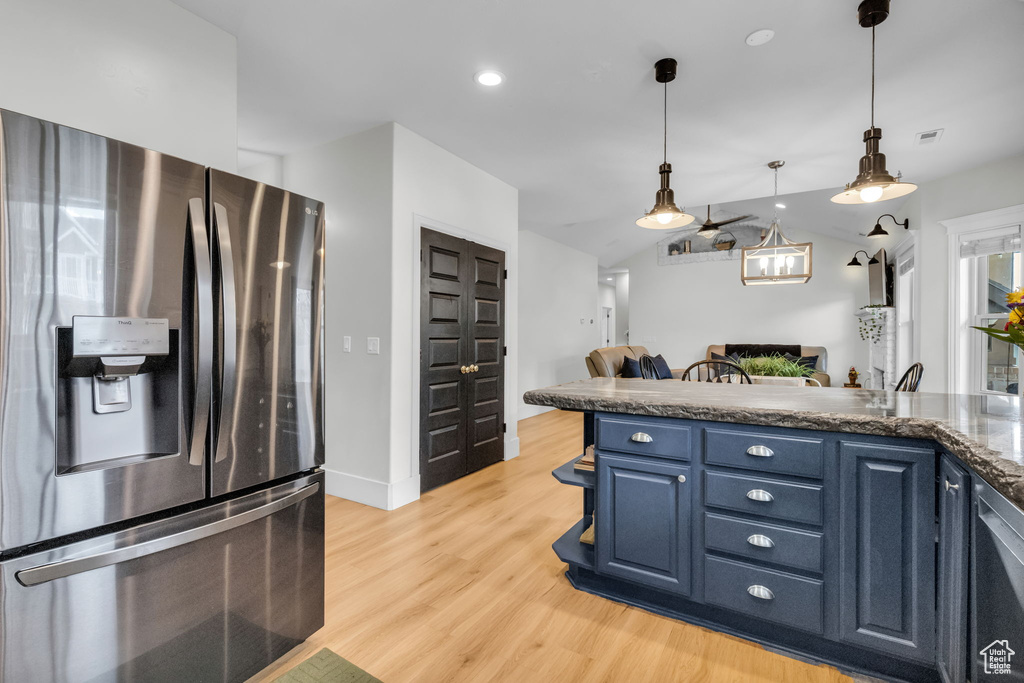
[831, 0, 917, 205]
[741, 161, 813, 286]
[636, 58, 695, 230]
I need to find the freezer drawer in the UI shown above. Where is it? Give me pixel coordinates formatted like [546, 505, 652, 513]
[0, 471, 324, 683]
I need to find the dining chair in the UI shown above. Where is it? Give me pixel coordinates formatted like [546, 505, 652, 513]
[680, 360, 752, 384]
[895, 363, 924, 392]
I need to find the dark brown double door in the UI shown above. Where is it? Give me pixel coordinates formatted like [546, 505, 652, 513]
[420, 228, 506, 492]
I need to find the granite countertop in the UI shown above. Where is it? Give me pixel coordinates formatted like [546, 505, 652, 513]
[524, 378, 1024, 509]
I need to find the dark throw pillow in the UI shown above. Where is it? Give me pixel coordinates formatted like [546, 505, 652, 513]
[784, 352, 820, 371]
[649, 354, 673, 380]
[620, 356, 643, 378]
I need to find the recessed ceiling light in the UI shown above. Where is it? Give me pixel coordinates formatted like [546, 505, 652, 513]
[475, 70, 505, 86]
[606, 278, 613, 281]
[745, 29, 775, 47]
[775, 203, 786, 209]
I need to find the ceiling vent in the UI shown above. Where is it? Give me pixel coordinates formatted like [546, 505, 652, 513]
[915, 128, 944, 145]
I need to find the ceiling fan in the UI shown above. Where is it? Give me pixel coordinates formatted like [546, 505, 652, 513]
[665, 205, 754, 238]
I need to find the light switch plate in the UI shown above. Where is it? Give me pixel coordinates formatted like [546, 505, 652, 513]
[343, 336, 351, 352]
[367, 337, 380, 355]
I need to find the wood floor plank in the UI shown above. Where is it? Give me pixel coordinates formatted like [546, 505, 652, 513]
[248, 409, 852, 683]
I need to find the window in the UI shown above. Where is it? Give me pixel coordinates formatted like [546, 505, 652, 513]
[953, 224, 1023, 395]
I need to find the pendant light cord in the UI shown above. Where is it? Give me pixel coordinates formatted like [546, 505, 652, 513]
[772, 165, 779, 226]
[871, 24, 876, 129]
[663, 81, 668, 164]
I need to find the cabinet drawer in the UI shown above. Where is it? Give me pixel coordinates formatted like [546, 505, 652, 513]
[705, 471, 823, 526]
[705, 556, 823, 635]
[704, 513, 823, 574]
[596, 416, 691, 461]
[705, 428, 823, 479]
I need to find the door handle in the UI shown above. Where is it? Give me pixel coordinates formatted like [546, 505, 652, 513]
[746, 489, 774, 502]
[630, 432, 653, 443]
[746, 445, 774, 458]
[187, 198, 213, 467]
[460, 366, 468, 374]
[212, 202, 237, 464]
[471, 364, 479, 372]
[16, 482, 320, 587]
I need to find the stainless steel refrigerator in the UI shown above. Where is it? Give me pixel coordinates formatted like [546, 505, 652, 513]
[0, 109, 326, 682]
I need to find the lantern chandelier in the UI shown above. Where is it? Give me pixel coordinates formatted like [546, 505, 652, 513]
[740, 161, 813, 286]
[636, 58, 695, 230]
[831, 0, 917, 204]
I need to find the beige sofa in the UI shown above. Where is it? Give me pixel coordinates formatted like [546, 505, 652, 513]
[705, 344, 831, 387]
[585, 346, 685, 379]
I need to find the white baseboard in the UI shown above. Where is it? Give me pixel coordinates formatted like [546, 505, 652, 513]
[504, 435, 521, 460]
[323, 468, 421, 510]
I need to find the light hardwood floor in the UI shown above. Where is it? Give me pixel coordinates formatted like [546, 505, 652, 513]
[250, 409, 852, 682]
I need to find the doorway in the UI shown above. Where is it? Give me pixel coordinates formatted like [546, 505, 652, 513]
[419, 228, 506, 492]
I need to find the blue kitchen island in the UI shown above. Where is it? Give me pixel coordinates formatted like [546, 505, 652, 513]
[524, 379, 1024, 683]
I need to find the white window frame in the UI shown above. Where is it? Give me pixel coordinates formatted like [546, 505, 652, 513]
[943, 204, 1024, 395]
[892, 232, 920, 377]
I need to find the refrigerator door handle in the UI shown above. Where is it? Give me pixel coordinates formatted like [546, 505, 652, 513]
[188, 197, 214, 467]
[15, 481, 320, 587]
[212, 202, 238, 463]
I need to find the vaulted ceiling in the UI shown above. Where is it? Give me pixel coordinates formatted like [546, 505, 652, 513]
[172, 0, 1024, 266]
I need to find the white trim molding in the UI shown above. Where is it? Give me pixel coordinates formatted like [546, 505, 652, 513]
[324, 468, 421, 511]
[941, 204, 1024, 394]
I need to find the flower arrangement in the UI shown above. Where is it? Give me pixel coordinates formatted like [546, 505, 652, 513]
[973, 287, 1024, 348]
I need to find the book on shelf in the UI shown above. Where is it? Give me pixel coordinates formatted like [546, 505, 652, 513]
[574, 444, 595, 472]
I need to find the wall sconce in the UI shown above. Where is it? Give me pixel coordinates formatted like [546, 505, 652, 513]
[866, 214, 910, 239]
[847, 250, 879, 267]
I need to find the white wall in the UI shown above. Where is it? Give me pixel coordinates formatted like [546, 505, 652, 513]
[239, 154, 284, 187]
[392, 124, 520, 501]
[0, 0, 237, 170]
[282, 125, 395, 499]
[519, 232, 601, 418]
[614, 272, 630, 345]
[621, 228, 869, 383]
[598, 283, 616, 347]
[893, 152, 1024, 392]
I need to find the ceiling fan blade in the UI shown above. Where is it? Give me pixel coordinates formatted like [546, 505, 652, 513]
[707, 215, 754, 229]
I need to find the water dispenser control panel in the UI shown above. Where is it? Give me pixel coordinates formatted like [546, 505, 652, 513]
[72, 317, 170, 357]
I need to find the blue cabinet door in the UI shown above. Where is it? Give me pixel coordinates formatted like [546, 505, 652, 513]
[596, 452, 691, 596]
[937, 454, 970, 683]
[972, 477, 1024, 682]
[838, 441, 935, 663]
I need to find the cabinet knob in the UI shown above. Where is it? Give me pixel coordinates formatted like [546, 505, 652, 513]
[677, 474, 687, 483]
[945, 479, 960, 492]
[746, 489, 775, 503]
[747, 585, 775, 600]
[630, 432, 653, 443]
[746, 445, 774, 458]
[460, 366, 468, 374]
[747, 534, 775, 548]
[471, 364, 479, 372]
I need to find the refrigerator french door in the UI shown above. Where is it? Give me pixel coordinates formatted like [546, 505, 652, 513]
[208, 170, 325, 496]
[0, 109, 326, 681]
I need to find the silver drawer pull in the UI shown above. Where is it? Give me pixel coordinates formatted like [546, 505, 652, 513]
[677, 474, 687, 483]
[746, 489, 774, 502]
[630, 432, 653, 443]
[747, 585, 775, 600]
[747, 534, 775, 548]
[746, 445, 774, 458]
[945, 479, 960, 492]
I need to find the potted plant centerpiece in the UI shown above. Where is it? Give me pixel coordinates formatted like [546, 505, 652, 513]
[736, 354, 818, 386]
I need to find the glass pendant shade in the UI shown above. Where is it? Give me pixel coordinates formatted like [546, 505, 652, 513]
[741, 221, 812, 285]
[636, 163, 694, 229]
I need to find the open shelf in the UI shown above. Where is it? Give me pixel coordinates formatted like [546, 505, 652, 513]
[552, 518, 595, 570]
[552, 455, 595, 489]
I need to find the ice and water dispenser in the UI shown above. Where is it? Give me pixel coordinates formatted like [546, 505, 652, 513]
[56, 316, 180, 474]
